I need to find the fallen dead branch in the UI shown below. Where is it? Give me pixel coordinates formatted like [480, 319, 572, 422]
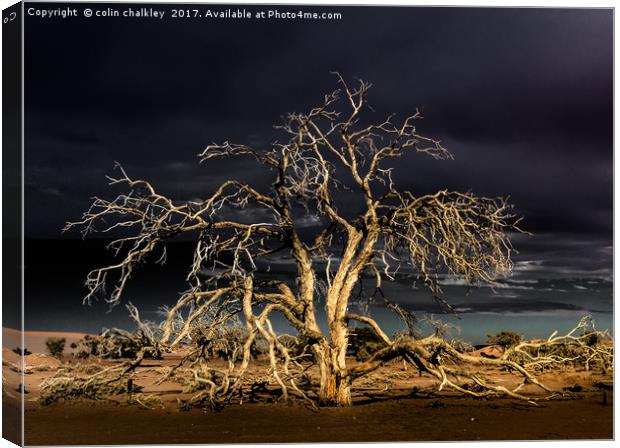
[38, 350, 146, 405]
[38, 313, 612, 409]
[503, 315, 613, 373]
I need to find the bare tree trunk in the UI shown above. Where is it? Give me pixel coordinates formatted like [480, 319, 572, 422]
[314, 329, 351, 406]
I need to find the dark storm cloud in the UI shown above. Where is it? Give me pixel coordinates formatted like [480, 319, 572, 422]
[24, 5, 612, 238]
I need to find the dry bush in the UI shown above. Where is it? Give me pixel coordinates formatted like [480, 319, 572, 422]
[38, 305, 162, 406]
[348, 327, 388, 361]
[487, 331, 522, 349]
[277, 334, 314, 361]
[39, 367, 142, 405]
[128, 393, 164, 409]
[74, 304, 164, 360]
[450, 339, 476, 354]
[190, 323, 266, 362]
[503, 317, 613, 374]
[39, 378, 131, 405]
[74, 330, 162, 360]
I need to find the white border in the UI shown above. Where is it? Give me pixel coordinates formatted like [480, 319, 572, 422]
[0, 1, 615, 448]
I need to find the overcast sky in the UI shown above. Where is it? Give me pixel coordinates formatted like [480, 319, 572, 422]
[24, 5, 612, 238]
[20, 4, 613, 334]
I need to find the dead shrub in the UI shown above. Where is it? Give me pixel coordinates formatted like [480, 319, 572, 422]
[486, 331, 522, 349]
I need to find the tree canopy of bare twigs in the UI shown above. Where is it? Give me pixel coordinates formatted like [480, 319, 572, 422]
[64, 74, 574, 407]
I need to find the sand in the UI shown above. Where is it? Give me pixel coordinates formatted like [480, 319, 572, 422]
[3, 327, 90, 355]
[2, 329, 613, 445]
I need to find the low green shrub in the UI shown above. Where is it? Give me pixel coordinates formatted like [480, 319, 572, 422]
[12, 347, 32, 356]
[45, 337, 66, 358]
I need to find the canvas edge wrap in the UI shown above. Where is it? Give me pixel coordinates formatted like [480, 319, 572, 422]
[2, 2, 24, 446]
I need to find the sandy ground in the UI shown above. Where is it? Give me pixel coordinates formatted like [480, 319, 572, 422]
[3, 327, 89, 355]
[2, 329, 614, 445]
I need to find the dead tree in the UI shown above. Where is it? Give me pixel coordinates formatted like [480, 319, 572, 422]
[66, 75, 525, 407]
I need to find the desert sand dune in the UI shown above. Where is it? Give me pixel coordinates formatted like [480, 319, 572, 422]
[1, 328, 613, 444]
